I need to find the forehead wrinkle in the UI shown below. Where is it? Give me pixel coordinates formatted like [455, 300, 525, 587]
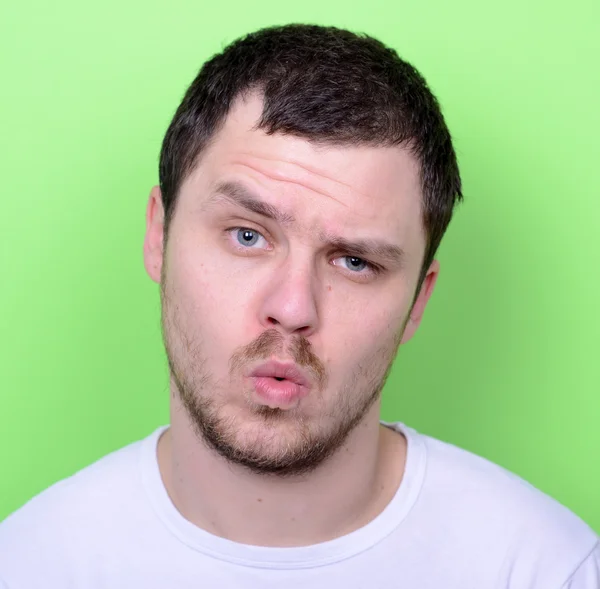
[232, 154, 365, 209]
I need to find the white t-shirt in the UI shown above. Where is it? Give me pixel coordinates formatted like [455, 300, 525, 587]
[0, 422, 598, 588]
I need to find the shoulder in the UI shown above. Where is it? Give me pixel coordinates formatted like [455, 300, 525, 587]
[0, 428, 161, 569]
[396, 422, 599, 584]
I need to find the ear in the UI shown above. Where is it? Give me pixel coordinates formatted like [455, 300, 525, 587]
[400, 259, 440, 344]
[143, 185, 165, 284]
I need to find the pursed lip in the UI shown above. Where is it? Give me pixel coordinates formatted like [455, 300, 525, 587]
[249, 361, 311, 389]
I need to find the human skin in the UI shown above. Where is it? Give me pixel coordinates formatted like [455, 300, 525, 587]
[143, 92, 440, 547]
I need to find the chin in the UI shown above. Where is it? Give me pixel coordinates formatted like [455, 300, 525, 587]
[207, 409, 327, 476]
[235, 405, 311, 441]
[181, 383, 340, 475]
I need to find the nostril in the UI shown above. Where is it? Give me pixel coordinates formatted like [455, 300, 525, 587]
[267, 317, 279, 325]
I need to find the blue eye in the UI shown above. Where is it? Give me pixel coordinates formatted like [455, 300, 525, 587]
[236, 228, 260, 246]
[331, 254, 380, 281]
[345, 256, 367, 272]
[229, 227, 269, 250]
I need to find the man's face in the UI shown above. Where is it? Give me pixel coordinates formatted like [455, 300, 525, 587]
[144, 94, 436, 477]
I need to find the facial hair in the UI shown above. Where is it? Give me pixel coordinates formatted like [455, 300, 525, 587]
[160, 271, 406, 479]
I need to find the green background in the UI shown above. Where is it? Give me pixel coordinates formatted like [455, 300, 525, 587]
[1, 0, 598, 533]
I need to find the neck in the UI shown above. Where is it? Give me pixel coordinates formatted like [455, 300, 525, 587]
[157, 401, 406, 547]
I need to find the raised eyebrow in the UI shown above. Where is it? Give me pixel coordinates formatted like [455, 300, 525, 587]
[207, 181, 295, 226]
[207, 182, 404, 265]
[323, 234, 406, 267]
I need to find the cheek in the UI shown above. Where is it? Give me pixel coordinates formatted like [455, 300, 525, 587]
[325, 297, 406, 372]
[166, 237, 266, 351]
[170, 234, 238, 306]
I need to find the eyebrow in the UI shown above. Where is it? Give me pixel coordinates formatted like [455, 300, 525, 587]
[208, 180, 296, 226]
[208, 180, 406, 267]
[322, 234, 406, 267]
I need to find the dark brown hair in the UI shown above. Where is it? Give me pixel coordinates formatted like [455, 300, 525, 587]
[159, 24, 463, 288]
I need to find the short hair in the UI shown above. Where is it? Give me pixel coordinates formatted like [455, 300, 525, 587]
[159, 23, 463, 289]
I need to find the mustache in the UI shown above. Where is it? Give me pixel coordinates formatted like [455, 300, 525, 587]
[230, 329, 327, 388]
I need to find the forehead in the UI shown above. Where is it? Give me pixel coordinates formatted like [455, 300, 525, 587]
[181, 94, 426, 254]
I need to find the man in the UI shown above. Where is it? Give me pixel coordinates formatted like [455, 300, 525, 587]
[0, 23, 597, 588]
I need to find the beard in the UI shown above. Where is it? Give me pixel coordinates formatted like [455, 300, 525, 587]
[160, 272, 405, 478]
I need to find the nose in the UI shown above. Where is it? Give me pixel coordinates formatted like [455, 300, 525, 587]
[257, 257, 320, 337]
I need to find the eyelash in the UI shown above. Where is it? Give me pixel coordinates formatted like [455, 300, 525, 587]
[225, 226, 384, 280]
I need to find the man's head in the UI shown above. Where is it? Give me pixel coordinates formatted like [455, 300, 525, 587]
[143, 24, 462, 477]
